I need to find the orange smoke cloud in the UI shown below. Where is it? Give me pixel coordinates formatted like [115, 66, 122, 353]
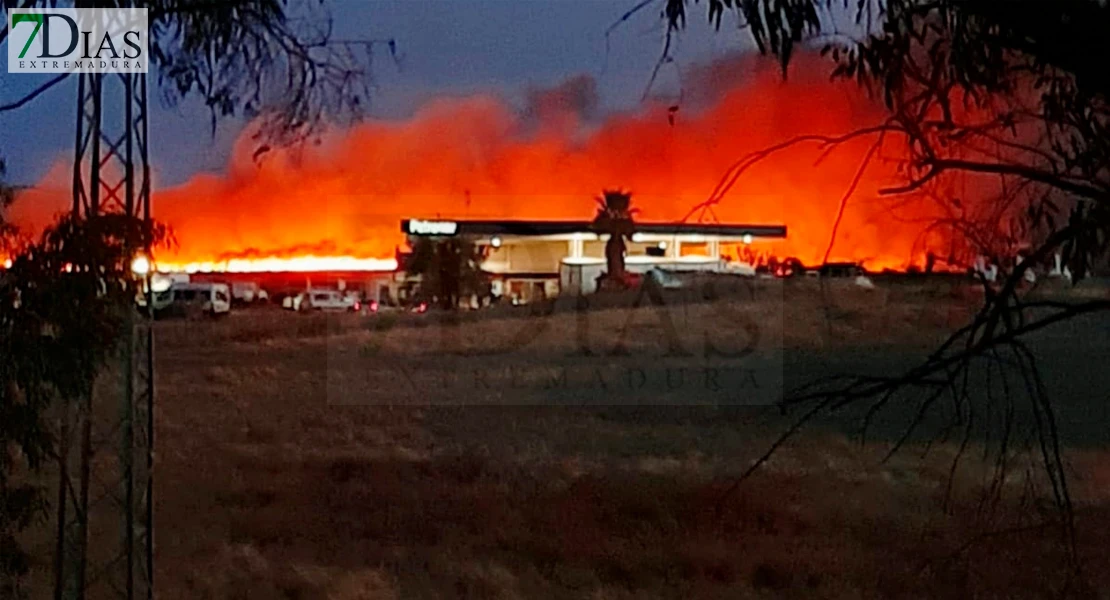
[12, 54, 952, 272]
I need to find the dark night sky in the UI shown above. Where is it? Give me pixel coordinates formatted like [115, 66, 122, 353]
[0, 1, 754, 188]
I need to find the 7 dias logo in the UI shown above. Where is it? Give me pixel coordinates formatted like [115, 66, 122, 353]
[8, 8, 148, 73]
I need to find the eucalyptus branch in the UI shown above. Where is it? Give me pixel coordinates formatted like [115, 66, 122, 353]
[823, 131, 885, 263]
[882, 158, 1109, 200]
[682, 123, 898, 223]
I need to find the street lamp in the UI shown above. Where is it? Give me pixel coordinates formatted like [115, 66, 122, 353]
[131, 254, 151, 277]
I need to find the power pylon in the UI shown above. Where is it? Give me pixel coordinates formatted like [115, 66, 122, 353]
[52, 69, 154, 600]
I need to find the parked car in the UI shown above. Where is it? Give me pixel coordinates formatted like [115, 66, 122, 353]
[231, 281, 269, 305]
[150, 282, 231, 318]
[723, 262, 757, 277]
[283, 289, 360, 312]
[357, 297, 418, 316]
[645, 267, 684, 289]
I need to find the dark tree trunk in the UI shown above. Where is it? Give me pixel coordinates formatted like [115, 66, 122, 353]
[605, 235, 626, 280]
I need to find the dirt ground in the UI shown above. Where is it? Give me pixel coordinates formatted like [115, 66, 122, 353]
[22, 278, 1110, 598]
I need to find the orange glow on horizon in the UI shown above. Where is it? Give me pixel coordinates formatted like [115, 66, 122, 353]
[155, 255, 399, 274]
[10, 55, 978, 274]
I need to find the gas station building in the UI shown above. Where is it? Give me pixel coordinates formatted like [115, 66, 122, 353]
[401, 218, 787, 303]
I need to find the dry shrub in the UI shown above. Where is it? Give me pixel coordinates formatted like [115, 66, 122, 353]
[133, 279, 1110, 598]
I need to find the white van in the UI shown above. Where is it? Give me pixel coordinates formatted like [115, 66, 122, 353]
[282, 288, 360, 312]
[152, 282, 231, 318]
[231, 281, 269, 304]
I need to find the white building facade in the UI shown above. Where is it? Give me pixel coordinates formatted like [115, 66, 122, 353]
[402, 219, 787, 303]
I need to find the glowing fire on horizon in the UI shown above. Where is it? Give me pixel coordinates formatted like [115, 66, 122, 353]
[9, 55, 992, 274]
[156, 255, 399, 274]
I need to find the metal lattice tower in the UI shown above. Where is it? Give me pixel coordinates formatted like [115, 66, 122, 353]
[53, 69, 154, 600]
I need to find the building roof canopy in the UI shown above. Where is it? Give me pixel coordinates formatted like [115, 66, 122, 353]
[402, 219, 786, 239]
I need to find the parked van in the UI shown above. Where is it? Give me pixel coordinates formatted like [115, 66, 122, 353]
[231, 281, 269, 305]
[152, 282, 231, 318]
[282, 288, 360, 312]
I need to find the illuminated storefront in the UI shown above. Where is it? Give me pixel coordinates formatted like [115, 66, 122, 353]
[401, 219, 787, 301]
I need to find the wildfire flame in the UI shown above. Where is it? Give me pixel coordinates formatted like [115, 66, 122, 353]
[157, 256, 398, 274]
[11, 55, 960, 274]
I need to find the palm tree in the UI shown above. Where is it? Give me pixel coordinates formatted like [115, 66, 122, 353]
[590, 189, 638, 288]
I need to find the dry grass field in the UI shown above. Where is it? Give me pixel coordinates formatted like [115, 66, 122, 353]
[23, 277, 1110, 598]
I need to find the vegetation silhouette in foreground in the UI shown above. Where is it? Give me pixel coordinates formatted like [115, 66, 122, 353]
[0, 213, 169, 595]
[0, 0, 393, 593]
[614, 0, 1110, 576]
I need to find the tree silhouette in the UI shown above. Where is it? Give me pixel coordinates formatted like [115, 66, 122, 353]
[1, 0, 399, 147]
[591, 189, 639, 289]
[404, 237, 488, 310]
[0, 214, 169, 595]
[633, 0, 1110, 572]
[0, 1, 389, 592]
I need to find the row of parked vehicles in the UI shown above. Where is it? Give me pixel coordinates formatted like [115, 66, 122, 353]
[281, 289, 362, 312]
[142, 278, 424, 320]
[279, 289, 429, 314]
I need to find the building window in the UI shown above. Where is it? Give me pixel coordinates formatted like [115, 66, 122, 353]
[680, 242, 710, 257]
